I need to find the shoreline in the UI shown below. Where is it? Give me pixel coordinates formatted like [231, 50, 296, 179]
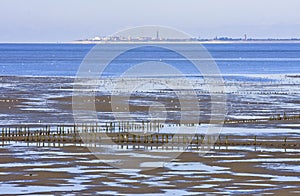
[2, 40, 300, 44]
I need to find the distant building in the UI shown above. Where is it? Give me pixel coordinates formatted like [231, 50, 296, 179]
[92, 36, 101, 41]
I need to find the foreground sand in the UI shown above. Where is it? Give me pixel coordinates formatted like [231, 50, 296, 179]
[0, 140, 299, 195]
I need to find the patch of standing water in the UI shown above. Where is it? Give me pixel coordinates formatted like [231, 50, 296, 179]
[259, 163, 300, 173]
[164, 162, 229, 172]
[218, 158, 300, 163]
[233, 172, 300, 182]
[0, 183, 87, 195]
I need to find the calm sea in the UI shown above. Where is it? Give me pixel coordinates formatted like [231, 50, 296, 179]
[0, 43, 300, 77]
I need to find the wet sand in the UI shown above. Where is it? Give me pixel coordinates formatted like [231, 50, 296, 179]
[1, 75, 300, 194]
[1, 75, 300, 127]
[0, 141, 299, 195]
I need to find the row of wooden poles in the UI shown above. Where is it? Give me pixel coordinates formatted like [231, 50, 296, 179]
[0, 122, 192, 142]
[0, 121, 198, 138]
[0, 124, 298, 148]
[0, 111, 298, 137]
[80, 133, 294, 148]
[225, 113, 300, 125]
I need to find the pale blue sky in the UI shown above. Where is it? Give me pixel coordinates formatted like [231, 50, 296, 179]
[1, 0, 300, 42]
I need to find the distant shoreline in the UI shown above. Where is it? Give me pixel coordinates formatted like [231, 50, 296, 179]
[2, 40, 300, 44]
[72, 40, 300, 44]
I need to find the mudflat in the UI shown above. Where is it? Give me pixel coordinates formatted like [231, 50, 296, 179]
[0, 141, 299, 195]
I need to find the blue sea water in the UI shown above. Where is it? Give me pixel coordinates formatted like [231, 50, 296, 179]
[0, 43, 300, 77]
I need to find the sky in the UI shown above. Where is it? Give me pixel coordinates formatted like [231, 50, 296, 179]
[1, 0, 300, 42]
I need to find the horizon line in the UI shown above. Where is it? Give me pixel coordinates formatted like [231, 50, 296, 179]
[2, 39, 300, 44]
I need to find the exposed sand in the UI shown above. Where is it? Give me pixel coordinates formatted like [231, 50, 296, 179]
[1, 75, 300, 127]
[1, 75, 300, 194]
[0, 142, 299, 195]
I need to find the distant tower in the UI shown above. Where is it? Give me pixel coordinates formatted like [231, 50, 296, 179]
[156, 31, 159, 40]
[244, 34, 247, 41]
